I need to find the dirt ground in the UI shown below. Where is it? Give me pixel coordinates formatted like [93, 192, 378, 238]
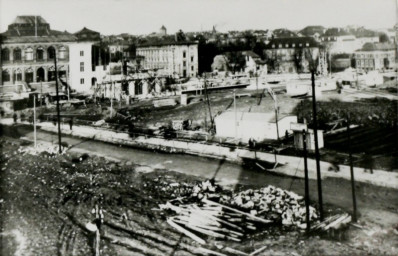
[1, 136, 397, 256]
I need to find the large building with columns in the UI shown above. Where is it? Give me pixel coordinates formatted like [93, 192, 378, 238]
[136, 41, 198, 78]
[0, 16, 100, 93]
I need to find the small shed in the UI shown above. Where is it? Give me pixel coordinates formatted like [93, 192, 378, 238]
[293, 129, 324, 150]
[214, 111, 297, 141]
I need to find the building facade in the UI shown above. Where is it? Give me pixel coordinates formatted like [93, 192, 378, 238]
[0, 17, 100, 93]
[136, 42, 198, 78]
[354, 43, 396, 71]
[0, 16, 74, 86]
[264, 37, 325, 74]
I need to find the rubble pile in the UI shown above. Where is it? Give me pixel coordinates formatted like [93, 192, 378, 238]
[145, 178, 222, 200]
[17, 144, 68, 156]
[221, 185, 318, 228]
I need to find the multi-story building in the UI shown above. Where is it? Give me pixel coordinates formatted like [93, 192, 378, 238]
[0, 16, 101, 93]
[136, 41, 198, 77]
[0, 16, 75, 86]
[69, 27, 101, 92]
[354, 42, 396, 71]
[264, 37, 326, 74]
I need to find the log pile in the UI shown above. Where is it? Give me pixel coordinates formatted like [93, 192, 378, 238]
[311, 213, 352, 231]
[161, 199, 272, 245]
[220, 185, 318, 229]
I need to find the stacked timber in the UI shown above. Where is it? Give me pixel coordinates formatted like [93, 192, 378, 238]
[161, 199, 272, 244]
[311, 213, 352, 231]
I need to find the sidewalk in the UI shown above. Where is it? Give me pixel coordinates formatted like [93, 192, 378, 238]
[2, 118, 397, 189]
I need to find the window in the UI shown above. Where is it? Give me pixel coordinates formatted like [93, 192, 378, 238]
[14, 69, 22, 81]
[183, 51, 186, 58]
[80, 62, 84, 72]
[59, 47, 66, 59]
[80, 51, 84, 56]
[13, 48, 22, 61]
[285, 44, 289, 48]
[1, 48, 10, 61]
[183, 61, 186, 66]
[36, 47, 44, 61]
[272, 44, 275, 48]
[278, 44, 282, 48]
[80, 78, 84, 84]
[306, 43, 309, 47]
[191, 66, 194, 71]
[25, 47, 33, 61]
[191, 56, 194, 62]
[292, 43, 295, 47]
[2, 69, 10, 82]
[48, 46, 55, 60]
[299, 43, 302, 47]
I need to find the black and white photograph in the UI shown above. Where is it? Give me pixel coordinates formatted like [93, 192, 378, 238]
[0, 0, 397, 255]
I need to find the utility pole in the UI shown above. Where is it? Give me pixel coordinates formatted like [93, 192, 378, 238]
[203, 76, 214, 133]
[33, 94, 37, 148]
[234, 89, 237, 138]
[302, 129, 310, 234]
[311, 70, 324, 221]
[347, 116, 357, 222]
[54, 49, 62, 154]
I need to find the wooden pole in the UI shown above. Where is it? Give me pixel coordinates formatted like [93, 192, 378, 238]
[234, 89, 237, 138]
[54, 49, 62, 154]
[95, 204, 101, 256]
[302, 129, 310, 233]
[33, 94, 37, 148]
[311, 70, 324, 221]
[347, 117, 357, 222]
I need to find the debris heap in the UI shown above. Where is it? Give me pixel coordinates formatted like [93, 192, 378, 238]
[221, 185, 318, 228]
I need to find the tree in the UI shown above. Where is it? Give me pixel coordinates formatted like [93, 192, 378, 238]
[175, 29, 186, 42]
[293, 48, 304, 73]
[226, 51, 246, 73]
[379, 33, 390, 43]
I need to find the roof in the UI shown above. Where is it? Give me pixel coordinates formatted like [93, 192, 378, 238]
[265, 37, 319, 49]
[357, 42, 395, 52]
[74, 27, 101, 41]
[0, 15, 77, 43]
[160, 25, 166, 30]
[299, 26, 325, 36]
[272, 28, 298, 38]
[241, 51, 260, 59]
[216, 111, 295, 123]
[137, 40, 198, 48]
[12, 16, 48, 25]
[323, 28, 352, 37]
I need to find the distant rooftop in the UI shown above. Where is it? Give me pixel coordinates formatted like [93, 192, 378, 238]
[357, 42, 395, 52]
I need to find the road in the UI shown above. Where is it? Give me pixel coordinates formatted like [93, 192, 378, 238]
[2, 124, 398, 226]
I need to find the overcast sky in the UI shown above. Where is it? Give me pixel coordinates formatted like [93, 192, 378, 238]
[0, 0, 396, 35]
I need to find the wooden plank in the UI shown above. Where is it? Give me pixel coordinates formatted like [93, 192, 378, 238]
[204, 199, 273, 224]
[167, 218, 206, 245]
[249, 245, 267, 256]
[199, 248, 228, 256]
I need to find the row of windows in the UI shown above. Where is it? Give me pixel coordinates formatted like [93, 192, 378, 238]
[1, 46, 67, 62]
[2, 68, 64, 83]
[272, 43, 310, 49]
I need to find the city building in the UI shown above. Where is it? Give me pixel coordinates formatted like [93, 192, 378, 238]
[0, 17, 101, 93]
[264, 37, 325, 74]
[136, 41, 198, 78]
[211, 51, 267, 74]
[354, 42, 396, 71]
[0, 16, 75, 86]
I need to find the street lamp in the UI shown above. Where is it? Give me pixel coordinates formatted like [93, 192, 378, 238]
[309, 48, 324, 221]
